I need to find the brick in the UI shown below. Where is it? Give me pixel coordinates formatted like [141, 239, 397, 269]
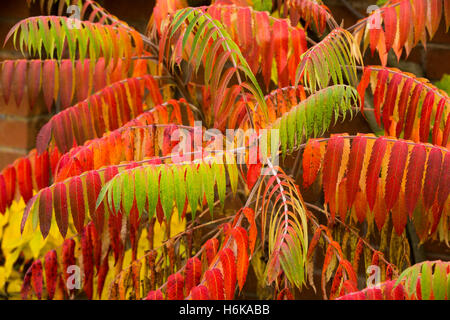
[425, 47, 450, 81]
[0, 116, 47, 149]
[0, 148, 27, 170]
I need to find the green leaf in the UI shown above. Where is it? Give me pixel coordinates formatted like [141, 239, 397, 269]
[185, 165, 201, 219]
[112, 173, 123, 213]
[432, 263, 446, 300]
[201, 163, 215, 217]
[213, 162, 226, 209]
[159, 167, 174, 221]
[121, 171, 134, 216]
[134, 168, 147, 218]
[421, 262, 433, 300]
[146, 166, 159, 220]
[173, 165, 187, 219]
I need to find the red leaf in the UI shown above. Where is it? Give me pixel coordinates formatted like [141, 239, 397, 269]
[302, 139, 322, 189]
[383, 6, 397, 53]
[437, 152, 450, 210]
[323, 136, 344, 205]
[34, 150, 50, 190]
[354, 189, 368, 223]
[21, 268, 32, 300]
[321, 245, 334, 296]
[307, 225, 324, 259]
[17, 157, 33, 203]
[88, 222, 101, 272]
[240, 208, 257, 256]
[0, 175, 6, 214]
[374, 181, 388, 230]
[205, 268, 224, 300]
[391, 191, 407, 235]
[366, 287, 383, 300]
[13, 60, 27, 107]
[145, 290, 163, 300]
[167, 273, 184, 300]
[396, 1, 412, 56]
[338, 178, 348, 221]
[385, 141, 408, 210]
[219, 248, 237, 300]
[330, 265, 343, 300]
[396, 77, 414, 136]
[42, 60, 56, 111]
[288, 28, 307, 84]
[97, 248, 110, 299]
[426, 0, 442, 39]
[346, 136, 367, 207]
[352, 238, 364, 272]
[373, 70, 389, 125]
[53, 182, 69, 238]
[97, 247, 110, 298]
[237, 6, 252, 52]
[31, 260, 43, 300]
[423, 148, 443, 210]
[75, 59, 90, 101]
[1, 60, 14, 104]
[190, 285, 210, 300]
[257, 12, 273, 90]
[27, 60, 41, 108]
[419, 91, 435, 142]
[277, 287, 294, 300]
[405, 144, 426, 217]
[59, 60, 73, 109]
[21, 195, 37, 233]
[369, 28, 381, 57]
[273, 19, 289, 87]
[185, 257, 202, 294]
[357, 67, 371, 112]
[69, 176, 86, 233]
[232, 226, 249, 291]
[382, 73, 402, 130]
[3, 165, 16, 207]
[442, 115, 450, 147]
[432, 98, 445, 145]
[203, 238, 219, 266]
[413, 0, 427, 46]
[36, 123, 52, 155]
[81, 227, 94, 299]
[371, 251, 380, 266]
[85, 171, 104, 233]
[38, 187, 53, 238]
[246, 163, 261, 190]
[62, 239, 76, 289]
[109, 212, 123, 265]
[366, 137, 387, 210]
[44, 250, 58, 300]
[403, 84, 423, 140]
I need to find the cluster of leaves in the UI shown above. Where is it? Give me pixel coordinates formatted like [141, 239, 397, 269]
[0, 0, 448, 301]
[353, 0, 450, 65]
